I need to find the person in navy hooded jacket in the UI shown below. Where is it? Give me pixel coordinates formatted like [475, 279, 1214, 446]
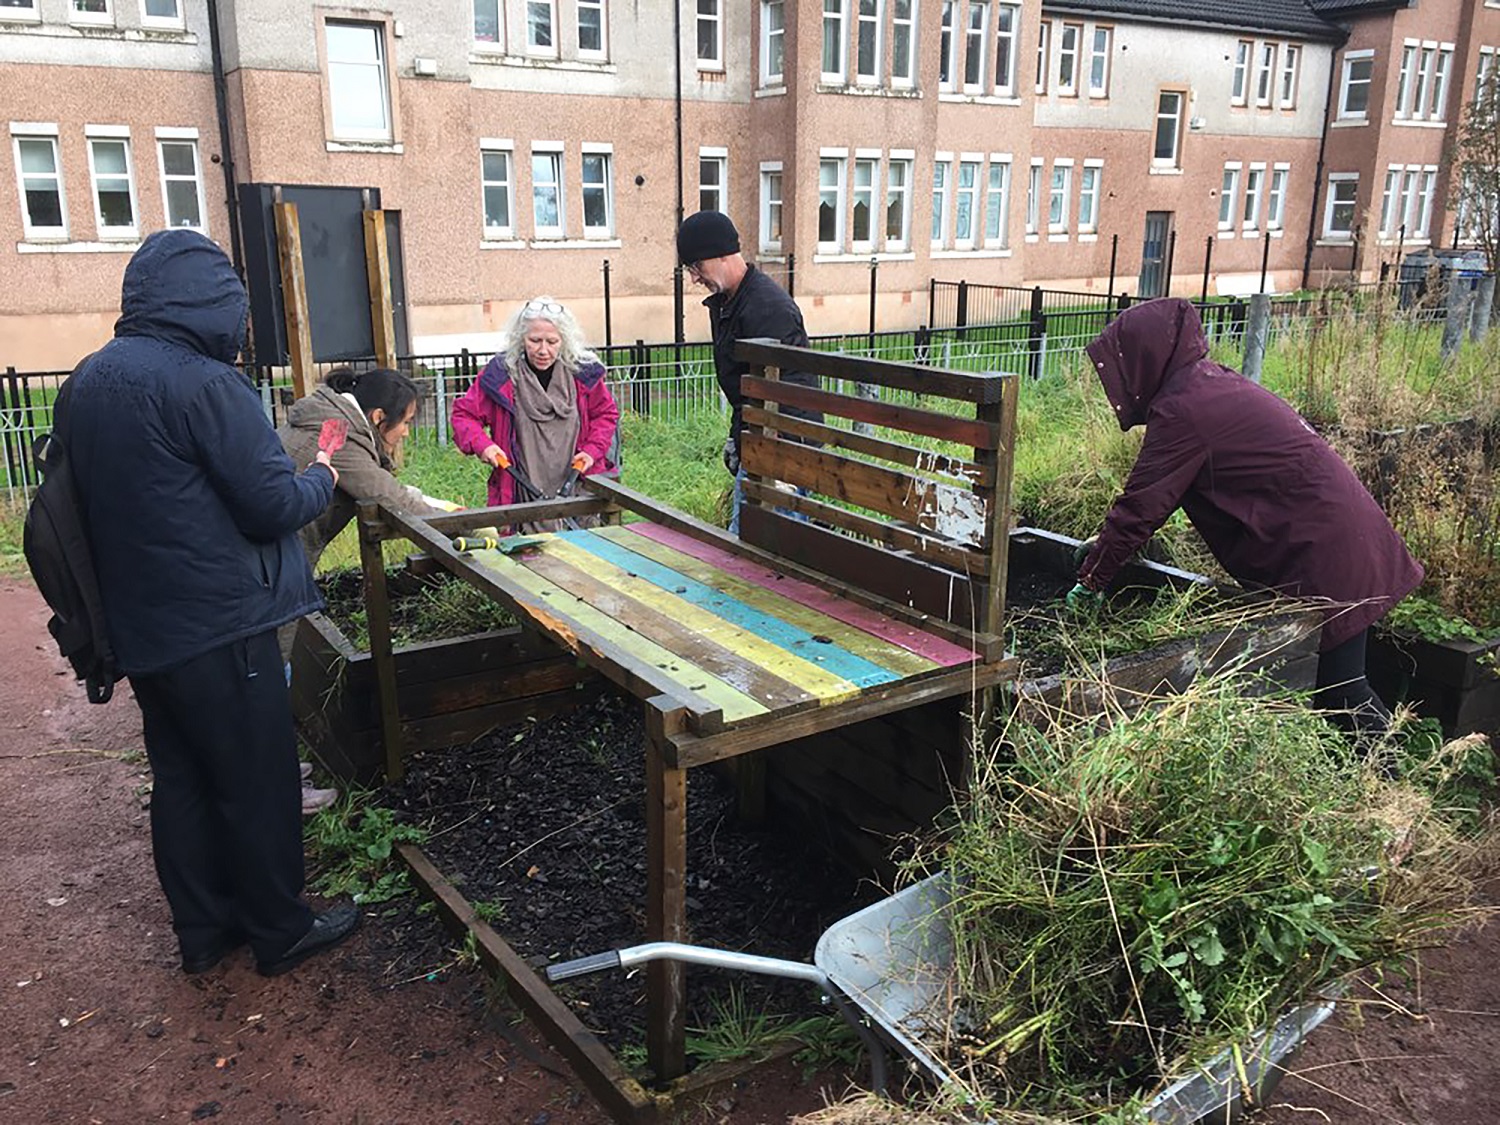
[63, 230, 360, 976]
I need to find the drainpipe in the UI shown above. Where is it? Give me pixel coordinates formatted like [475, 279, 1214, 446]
[206, 0, 245, 279]
[1301, 36, 1344, 290]
[673, 0, 685, 343]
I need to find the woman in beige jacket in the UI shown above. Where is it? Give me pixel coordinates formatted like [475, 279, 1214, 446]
[277, 366, 453, 812]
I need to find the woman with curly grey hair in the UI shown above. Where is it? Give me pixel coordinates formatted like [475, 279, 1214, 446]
[451, 296, 620, 520]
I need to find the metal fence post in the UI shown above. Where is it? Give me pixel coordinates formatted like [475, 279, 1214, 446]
[1164, 229, 1177, 297]
[927, 277, 936, 328]
[786, 252, 796, 299]
[1026, 286, 1045, 380]
[867, 256, 878, 350]
[1201, 236, 1213, 303]
[1471, 275, 1496, 341]
[1243, 293, 1272, 383]
[914, 323, 931, 366]
[1107, 233, 1119, 300]
[632, 338, 650, 416]
[1259, 232, 1272, 294]
[956, 279, 970, 339]
[602, 258, 613, 348]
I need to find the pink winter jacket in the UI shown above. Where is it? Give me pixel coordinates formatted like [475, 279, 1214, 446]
[450, 354, 620, 506]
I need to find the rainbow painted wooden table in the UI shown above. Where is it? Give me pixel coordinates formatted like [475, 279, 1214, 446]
[357, 340, 1019, 1116]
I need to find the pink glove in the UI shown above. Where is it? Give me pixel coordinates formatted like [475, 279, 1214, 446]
[318, 418, 349, 457]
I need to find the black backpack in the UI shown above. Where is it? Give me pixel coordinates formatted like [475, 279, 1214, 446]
[23, 371, 123, 704]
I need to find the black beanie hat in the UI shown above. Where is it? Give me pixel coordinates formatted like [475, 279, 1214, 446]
[676, 211, 741, 264]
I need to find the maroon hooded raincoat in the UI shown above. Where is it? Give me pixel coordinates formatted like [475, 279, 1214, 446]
[1077, 298, 1422, 651]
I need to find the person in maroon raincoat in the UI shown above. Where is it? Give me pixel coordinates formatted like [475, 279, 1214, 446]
[1072, 298, 1423, 738]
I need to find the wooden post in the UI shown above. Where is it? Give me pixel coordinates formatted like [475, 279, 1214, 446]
[645, 696, 689, 1081]
[363, 209, 398, 369]
[358, 501, 405, 782]
[272, 192, 314, 399]
[977, 375, 1019, 642]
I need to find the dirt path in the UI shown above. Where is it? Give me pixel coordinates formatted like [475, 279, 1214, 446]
[0, 580, 831, 1123]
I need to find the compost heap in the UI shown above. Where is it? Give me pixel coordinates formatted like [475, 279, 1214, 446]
[924, 672, 1493, 1120]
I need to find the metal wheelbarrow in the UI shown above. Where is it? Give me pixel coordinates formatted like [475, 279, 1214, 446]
[545, 873, 1335, 1122]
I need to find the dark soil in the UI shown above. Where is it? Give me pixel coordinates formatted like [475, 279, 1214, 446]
[384, 692, 875, 1069]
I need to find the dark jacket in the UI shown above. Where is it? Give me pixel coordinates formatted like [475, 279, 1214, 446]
[704, 264, 820, 450]
[1078, 298, 1422, 651]
[65, 229, 334, 676]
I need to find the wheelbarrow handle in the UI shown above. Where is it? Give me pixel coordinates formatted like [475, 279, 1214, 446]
[545, 950, 622, 981]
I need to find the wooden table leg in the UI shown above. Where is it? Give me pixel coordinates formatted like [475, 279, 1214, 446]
[358, 502, 404, 782]
[645, 696, 689, 1081]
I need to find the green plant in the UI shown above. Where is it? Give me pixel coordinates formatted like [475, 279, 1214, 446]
[304, 791, 429, 904]
[472, 899, 506, 925]
[1384, 594, 1495, 646]
[0, 498, 25, 579]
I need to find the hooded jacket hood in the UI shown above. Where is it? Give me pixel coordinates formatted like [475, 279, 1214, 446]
[1085, 298, 1208, 431]
[114, 229, 247, 364]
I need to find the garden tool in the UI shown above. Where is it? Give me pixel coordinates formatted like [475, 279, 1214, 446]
[450, 525, 544, 554]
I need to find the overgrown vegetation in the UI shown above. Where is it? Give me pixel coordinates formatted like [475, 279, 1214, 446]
[304, 789, 429, 904]
[318, 569, 516, 650]
[908, 672, 1492, 1121]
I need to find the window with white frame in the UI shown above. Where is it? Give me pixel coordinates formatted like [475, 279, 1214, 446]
[1337, 50, 1373, 119]
[1323, 173, 1358, 238]
[1231, 40, 1250, 105]
[760, 163, 784, 252]
[326, 21, 392, 141]
[1219, 163, 1241, 230]
[157, 134, 205, 231]
[1279, 44, 1299, 107]
[822, 0, 847, 81]
[1396, 42, 1454, 120]
[13, 130, 67, 240]
[141, 0, 183, 28]
[578, 0, 605, 57]
[481, 145, 514, 237]
[526, 0, 555, 53]
[581, 146, 613, 237]
[1035, 20, 1049, 93]
[954, 159, 979, 246]
[984, 156, 1010, 246]
[1415, 166, 1437, 236]
[1154, 90, 1184, 165]
[819, 154, 847, 249]
[531, 146, 564, 237]
[1267, 164, 1288, 230]
[1255, 42, 1276, 106]
[852, 155, 879, 247]
[856, 0, 881, 83]
[1427, 46, 1452, 120]
[474, 0, 501, 44]
[1380, 166, 1437, 238]
[86, 133, 137, 239]
[1378, 166, 1401, 235]
[698, 0, 723, 68]
[886, 155, 912, 249]
[1057, 23, 1080, 95]
[1089, 26, 1111, 97]
[1048, 160, 1071, 232]
[995, 4, 1019, 96]
[1394, 43, 1416, 116]
[761, 0, 785, 86]
[699, 148, 727, 212]
[1242, 164, 1264, 231]
[964, 1, 989, 91]
[891, 0, 916, 85]
[1478, 47, 1497, 100]
[932, 157, 952, 246]
[0, 0, 40, 21]
[72, 0, 111, 25]
[1026, 158, 1042, 233]
[939, 1, 957, 90]
[1078, 162, 1101, 233]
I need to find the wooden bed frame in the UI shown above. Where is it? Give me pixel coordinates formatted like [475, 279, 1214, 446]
[354, 339, 1019, 1108]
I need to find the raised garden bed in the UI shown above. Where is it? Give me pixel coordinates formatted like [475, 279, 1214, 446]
[291, 569, 598, 783]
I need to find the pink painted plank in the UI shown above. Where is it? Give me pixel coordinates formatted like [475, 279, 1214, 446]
[624, 523, 979, 667]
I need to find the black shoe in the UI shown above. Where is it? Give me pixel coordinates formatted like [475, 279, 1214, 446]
[256, 905, 361, 977]
[182, 933, 245, 975]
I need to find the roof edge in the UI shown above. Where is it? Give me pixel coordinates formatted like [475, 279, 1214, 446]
[1040, 2, 1349, 43]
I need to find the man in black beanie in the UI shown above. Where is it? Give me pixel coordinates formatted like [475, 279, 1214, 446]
[676, 210, 820, 535]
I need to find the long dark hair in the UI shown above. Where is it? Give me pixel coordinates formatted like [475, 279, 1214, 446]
[323, 366, 420, 437]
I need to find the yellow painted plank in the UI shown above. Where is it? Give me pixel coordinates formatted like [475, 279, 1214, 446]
[543, 537, 864, 704]
[592, 525, 940, 677]
[466, 547, 769, 723]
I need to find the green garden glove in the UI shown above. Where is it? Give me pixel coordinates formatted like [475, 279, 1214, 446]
[1065, 583, 1104, 614]
[1072, 535, 1099, 569]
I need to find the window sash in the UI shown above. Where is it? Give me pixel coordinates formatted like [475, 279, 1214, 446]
[482, 150, 513, 234]
[761, 169, 784, 250]
[159, 139, 205, 231]
[1057, 23, 1079, 94]
[931, 160, 951, 246]
[995, 5, 1018, 95]
[698, 155, 726, 213]
[822, 0, 846, 80]
[1325, 177, 1357, 236]
[1219, 167, 1240, 228]
[852, 157, 878, 245]
[1025, 162, 1041, 232]
[1428, 49, 1451, 119]
[474, 0, 501, 43]
[1047, 164, 1070, 231]
[582, 152, 613, 235]
[1154, 92, 1182, 164]
[891, 0, 915, 84]
[985, 160, 1010, 245]
[532, 151, 564, 236]
[1242, 167, 1263, 229]
[1255, 42, 1276, 106]
[526, 0, 555, 53]
[140, 0, 182, 27]
[1395, 45, 1416, 115]
[856, 0, 880, 81]
[1339, 56, 1372, 117]
[762, 0, 785, 84]
[1078, 165, 1099, 232]
[1232, 41, 1250, 104]
[939, 1, 956, 89]
[698, 0, 723, 66]
[1279, 45, 1299, 107]
[71, 0, 111, 25]
[819, 156, 846, 247]
[1088, 27, 1110, 97]
[15, 136, 66, 238]
[88, 138, 137, 236]
[326, 22, 391, 140]
[1267, 168, 1287, 230]
[955, 160, 979, 245]
[964, 1, 988, 90]
[578, 0, 605, 56]
[1035, 21, 1049, 93]
[885, 158, 911, 247]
